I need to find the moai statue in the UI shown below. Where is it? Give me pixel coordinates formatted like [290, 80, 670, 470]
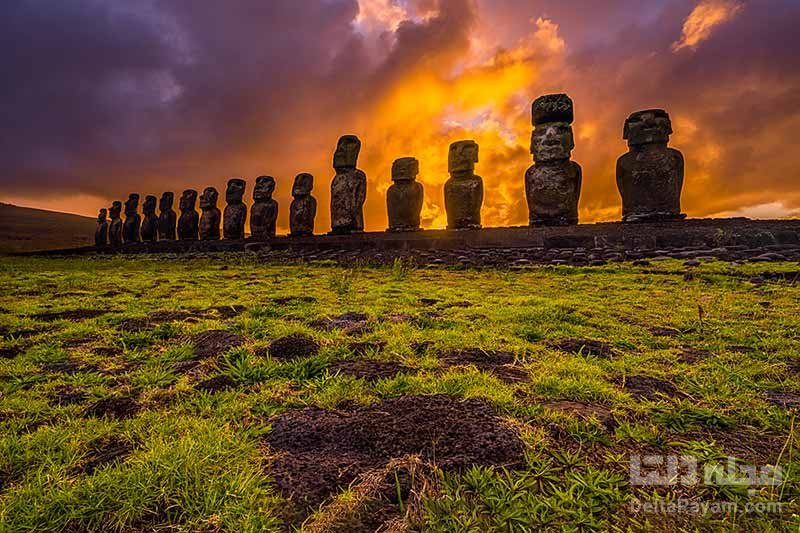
[617, 109, 686, 223]
[199, 187, 221, 240]
[223, 178, 247, 239]
[122, 194, 141, 243]
[387, 157, 424, 232]
[108, 201, 123, 246]
[158, 192, 177, 241]
[251, 176, 279, 239]
[94, 208, 109, 247]
[444, 140, 483, 230]
[525, 94, 582, 226]
[290, 173, 316, 237]
[140, 195, 159, 242]
[330, 135, 367, 235]
[177, 189, 199, 241]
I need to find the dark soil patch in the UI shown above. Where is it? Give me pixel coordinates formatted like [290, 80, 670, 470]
[32, 309, 107, 322]
[266, 334, 320, 361]
[542, 400, 617, 430]
[551, 338, 617, 359]
[78, 437, 134, 475]
[43, 360, 100, 375]
[195, 375, 237, 393]
[84, 396, 140, 420]
[765, 391, 800, 410]
[648, 326, 682, 337]
[683, 429, 790, 466]
[94, 346, 123, 357]
[185, 330, 246, 359]
[677, 347, 711, 364]
[310, 313, 373, 335]
[411, 341, 434, 355]
[272, 296, 317, 306]
[172, 359, 202, 374]
[328, 359, 414, 382]
[50, 385, 88, 406]
[210, 305, 247, 319]
[439, 301, 473, 309]
[347, 341, 387, 356]
[265, 395, 524, 509]
[620, 375, 683, 401]
[118, 310, 201, 333]
[0, 347, 20, 359]
[441, 348, 529, 383]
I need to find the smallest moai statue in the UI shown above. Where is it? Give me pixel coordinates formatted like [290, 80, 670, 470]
[108, 201, 123, 247]
[444, 140, 483, 230]
[199, 187, 221, 240]
[122, 193, 141, 243]
[223, 178, 247, 239]
[290, 173, 317, 237]
[387, 157, 424, 232]
[140, 195, 159, 242]
[94, 208, 109, 247]
[251, 176, 279, 239]
[158, 192, 177, 241]
[177, 189, 199, 241]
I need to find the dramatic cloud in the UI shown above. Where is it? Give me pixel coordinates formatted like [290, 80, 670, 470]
[672, 0, 744, 52]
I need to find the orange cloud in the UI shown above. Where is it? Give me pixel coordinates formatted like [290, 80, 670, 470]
[672, 0, 744, 52]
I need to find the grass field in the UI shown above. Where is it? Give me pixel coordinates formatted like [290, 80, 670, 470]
[0, 255, 798, 531]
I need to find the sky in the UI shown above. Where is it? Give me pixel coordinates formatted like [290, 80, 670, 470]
[1, 0, 799, 232]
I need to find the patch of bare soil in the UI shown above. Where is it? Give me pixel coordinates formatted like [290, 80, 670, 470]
[266, 334, 320, 361]
[50, 385, 88, 406]
[551, 338, 617, 359]
[0, 347, 20, 359]
[328, 359, 414, 382]
[43, 359, 100, 375]
[542, 400, 617, 430]
[265, 395, 524, 511]
[84, 396, 140, 420]
[441, 348, 529, 383]
[411, 341, 434, 355]
[682, 429, 791, 465]
[272, 295, 317, 306]
[195, 375, 237, 393]
[310, 313, 373, 336]
[677, 347, 711, 364]
[185, 330, 245, 359]
[1, 327, 41, 340]
[439, 301, 473, 309]
[118, 310, 203, 333]
[347, 341, 387, 356]
[32, 309, 107, 322]
[619, 375, 684, 401]
[93, 346, 123, 357]
[648, 326, 682, 337]
[209, 305, 247, 318]
[764, 391, 800, 410]
[77, 436, 134, 475]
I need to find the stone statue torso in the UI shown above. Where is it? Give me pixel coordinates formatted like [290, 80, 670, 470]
[330, 169, 367, 233]
[387, 181, 424, 232]
[251, 200, 279, 239]
[95, 221, 108, 247]
[290, 196, 316, 236]
[141, 213, 158, 242]
[617, 147, 684, 222]
[525, 160, 582, 226]
[109, 217, 123, 246]
[200, 208, 221, 240]
[223, 203, 247, 240]
[178, 210, 198, 240]
[444, 175, 483, 229]
[159, 210, 177, 240]
[122, 214, 141, 243]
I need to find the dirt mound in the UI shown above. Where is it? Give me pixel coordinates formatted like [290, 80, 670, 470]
[765, 391, 800, 410]
[195, 375, 237, 393]
[310, 313, 372, 335]
[43, 359, 100, 375]
[32, 309, 107, 322]
[551, 338, 617, 358]
[265, 395, 524, 509]
[50, 385, 87, 406]
[267, 334, 320, 361]
[328, 359, 414, 382]
[78, 436, 134, 475]
[272, 296, 317, 306]
[118, 311, 200, 333]
[186, 330, 245, 359]
[210, 305, 247, 318]
[84, 396, 140, 420]
[677, 347, 710, 364]
[442, 348, 529, 383]
[0, 347, 20, 359]
[620, 375, 683, 401]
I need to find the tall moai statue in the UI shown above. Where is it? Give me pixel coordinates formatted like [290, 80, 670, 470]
[525, 94, 582, 226]
[122, 194, 141, 243]
[251, 176, 279, 239]
[158, 192, 177, 241]
[109, 201, 123, 246]
[617, 109, 685, 223]
[330, 135, 367, 235]
[444, 140, 483, 230]
[223, 178, 247, 239]
[177, 189, 199, 241]
[95, 208, 109, 247]
[290, 173, 316, 237]
[199, 187, 221, 240]
[140, 195, 159, 242]
[387, 157, 424, 232]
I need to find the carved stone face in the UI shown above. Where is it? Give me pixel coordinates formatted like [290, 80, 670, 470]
[448, 141, 479, 175]
[226, 178, 246, 203]
[254, 176, 276, 201]
[109, 201, 122, 219]
[200, 187, 218, 209]
[624, 109, 672, 146]
[160, 192, 174, 212]
[531, 122, 575, 162]
[179, 190, 197, 211]
[392, 157, 419, 182]
[124, 194, 139, 216]
[143, 195, 157, 215]
[293, 173, 314, 196]
[98, 208, 107, 223]
[333, 135, 361, 171]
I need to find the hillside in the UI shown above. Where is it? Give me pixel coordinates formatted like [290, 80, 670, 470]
[0, 203, 95, 253]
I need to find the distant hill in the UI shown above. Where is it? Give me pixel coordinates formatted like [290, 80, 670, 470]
[0, 203, 95, 253]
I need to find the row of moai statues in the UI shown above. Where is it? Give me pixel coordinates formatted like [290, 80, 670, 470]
[95, 93, 685, 246]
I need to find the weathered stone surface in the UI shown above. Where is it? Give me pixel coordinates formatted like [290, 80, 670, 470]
[617, 109, 685, 223]
[94, 208, 108, 247]
[158, 192, 177, 241]
[140, 195, 158, 242]
[290, 173, 316, 237]
[223, 178, 247, 240]
[177, 190, 199, 241]
[251, 176, 278, 239]
[122, 194, 141, 243]
[108, 201, 123, 247]
[444, 140, 483, 230]
[330, 135, 367, 235]
[525, 94, 582, 226]
[199, 187, 221, 241]
[387, 157, 424, 232]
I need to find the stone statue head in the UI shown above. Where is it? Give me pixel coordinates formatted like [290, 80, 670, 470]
[624, 109, 673, 147]
[143, 195, 157, 215]
[292, 173, 314, 197]
[226, 178, 246, 204]
[392, 157, 419, 182]
[448, 140, 479, 175]
[254, 176, 276, 201]
[124, 194, 140, 216]
[531, 94, 575, 162]
[159, 192, 174, 212]
[179, 190, 197, 212]
[333, 135, 361, 171]
[200, 187, 219, 209]
[110, 201, 122, 219]
[532, 93, 574, 126]
[98, 208, 107, 223]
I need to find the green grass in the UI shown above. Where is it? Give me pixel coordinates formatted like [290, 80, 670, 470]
[0, 255, 799, 531]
